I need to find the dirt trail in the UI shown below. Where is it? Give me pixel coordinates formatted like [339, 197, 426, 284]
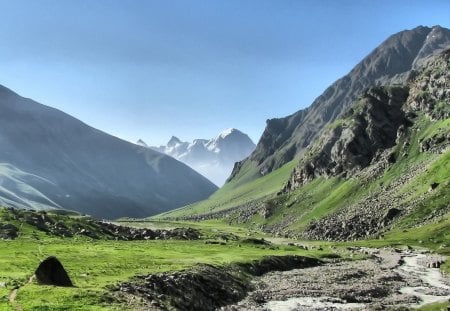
[8, 274, 34, 306]
[8, 289, 17, 303]
[8, 288, 23, 311]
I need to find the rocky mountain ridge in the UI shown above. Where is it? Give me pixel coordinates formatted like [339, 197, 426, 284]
[146, 128, 255, 186]
[229, 25, 450, 183]
[283, 86, 410, 190]
[293, 48, 450, 240]
[286, 48, 449, 192]
[164, 40, 450, 243]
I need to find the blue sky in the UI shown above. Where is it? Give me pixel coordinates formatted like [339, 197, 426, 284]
[0, 0, 449, 145]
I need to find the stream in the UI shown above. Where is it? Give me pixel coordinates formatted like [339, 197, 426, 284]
[225, 250, 450, 310]
[395, 253, 450, 307]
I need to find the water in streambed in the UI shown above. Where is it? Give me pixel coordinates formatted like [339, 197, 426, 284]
[395, 253, 450, 307]
[263, 253, 450, 311]
[265, 297, 365, 310]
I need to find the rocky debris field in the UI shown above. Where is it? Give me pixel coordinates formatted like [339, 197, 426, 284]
[304, 160, 431, 241]
[112, 256, 322, 311]
[223, 248, 450, 311]
[0, 208, 201, 241]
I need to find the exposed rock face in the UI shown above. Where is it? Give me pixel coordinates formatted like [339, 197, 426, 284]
[118, 264, 248, 311]
[412, 48, 450, 154]
[229, 25, 450, 182]
[407, 47, 450, 120]
[35, 256, 73, 287]
[113, 256, 321, 311]
[0, 223, 18, 239]
[286, 48, 449, 192]
[295, 49, 450, 241]
[1, 207, 201, 241]
[0, 85, 217, 219]
[284, 86, 409, 190]
[148, 128, 256, 186]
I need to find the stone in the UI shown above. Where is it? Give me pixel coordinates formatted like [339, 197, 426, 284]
[384, 208, 402, 221]
[0, 223, 19, 239]
[35, 256, 73, 287]
[429, 182, 439, 192]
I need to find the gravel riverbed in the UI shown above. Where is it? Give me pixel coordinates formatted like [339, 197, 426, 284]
[222, 249, 450, 310]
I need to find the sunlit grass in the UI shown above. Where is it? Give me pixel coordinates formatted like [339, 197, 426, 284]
[0, 232, 327, 310]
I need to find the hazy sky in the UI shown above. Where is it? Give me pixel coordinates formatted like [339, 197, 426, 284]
[0, 1, 449, 145]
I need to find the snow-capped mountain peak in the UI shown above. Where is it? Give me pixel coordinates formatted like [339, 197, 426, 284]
[218, 128, 236, 139]
[149, 129, 256, 186]
[167, 136, 182, 147]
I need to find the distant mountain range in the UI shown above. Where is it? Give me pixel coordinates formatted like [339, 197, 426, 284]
[0, 85, 217, 219]
[142, 128, 256, 186]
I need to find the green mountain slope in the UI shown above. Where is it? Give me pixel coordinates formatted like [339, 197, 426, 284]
[158, 48, 450, 243]
[228, 25, 450, 187]
[156, 160, 296, 219]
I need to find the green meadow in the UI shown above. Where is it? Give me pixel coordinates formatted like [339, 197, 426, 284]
[0, 219, 330, 310]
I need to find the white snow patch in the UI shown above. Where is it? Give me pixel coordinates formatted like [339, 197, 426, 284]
[218, 127, 236, 139]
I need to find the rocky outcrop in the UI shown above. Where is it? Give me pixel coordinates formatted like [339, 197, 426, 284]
[94, 222, 201, 241]
[117, 264, 249, 310]
[284, 86, 410, 191]
[420, 132, 450, 153]
[301, 140, 441, 241]
[407, 48, 450, 120]
[229, 26, 450, 183]
[284, 49, 450, 240]
[412, 48, 450, 154]
[0, 223, 19, 240]
[0, 208, 201, 241]
[35, 256, 73, 287]
[285, 47, 449, 192]
[113, 256, 321, 311]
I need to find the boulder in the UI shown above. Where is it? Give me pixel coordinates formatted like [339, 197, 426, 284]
[0, 223, 19, 239]
[429, 182, 439, 192]
[35, 256, 73, 287]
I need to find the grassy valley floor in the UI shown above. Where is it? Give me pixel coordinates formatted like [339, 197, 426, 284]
[0, 209, 449, 310]
[0, 216, 330, 310]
